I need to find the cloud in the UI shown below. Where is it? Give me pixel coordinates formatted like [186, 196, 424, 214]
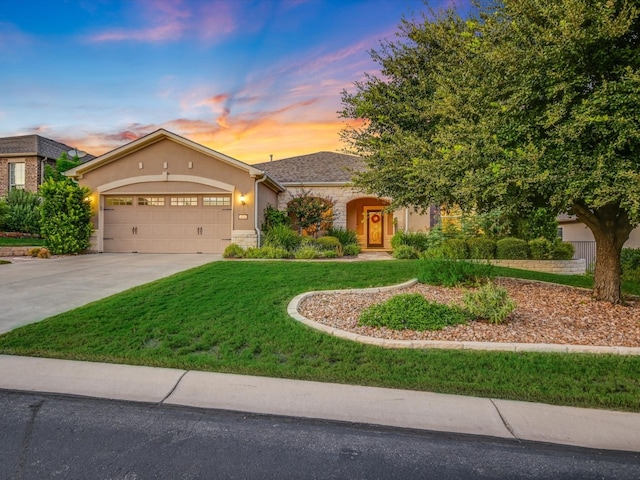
[86, 0, 236, 44]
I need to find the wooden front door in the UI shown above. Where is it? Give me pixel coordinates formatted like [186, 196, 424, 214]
[367, 210, 384, 248]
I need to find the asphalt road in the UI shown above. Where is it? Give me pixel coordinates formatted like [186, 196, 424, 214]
[2, 391, 639, 480]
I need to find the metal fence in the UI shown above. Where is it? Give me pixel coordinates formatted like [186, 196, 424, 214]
[569, 241, 596, 270]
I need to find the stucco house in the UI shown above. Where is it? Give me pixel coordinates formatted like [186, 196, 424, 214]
[0, 134, 92, 197]
[66, 129, 434, 254]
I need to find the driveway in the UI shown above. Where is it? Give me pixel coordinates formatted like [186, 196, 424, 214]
[0, 253, 221, 334]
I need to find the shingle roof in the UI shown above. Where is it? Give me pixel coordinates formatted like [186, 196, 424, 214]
[254, 151, 365, 184]
[0, 134, 95, 162]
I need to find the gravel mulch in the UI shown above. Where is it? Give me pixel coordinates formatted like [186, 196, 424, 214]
[298, 278, 640, 348]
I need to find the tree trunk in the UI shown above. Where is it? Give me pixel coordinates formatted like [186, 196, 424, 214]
[572, 203, 634, 304]
[592, 231, 624, 304]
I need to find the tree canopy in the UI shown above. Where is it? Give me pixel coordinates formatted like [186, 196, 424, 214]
[340, 0, 640, 303]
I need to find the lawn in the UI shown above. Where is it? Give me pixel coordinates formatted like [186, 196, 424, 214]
[0, 237, 46, 247]
[0, 260, 639, 412]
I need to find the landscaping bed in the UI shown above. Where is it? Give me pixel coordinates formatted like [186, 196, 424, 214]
[298, 277, 640, 348]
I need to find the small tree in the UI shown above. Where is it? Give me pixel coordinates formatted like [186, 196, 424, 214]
[39, 178, 93, 254]
[286, 190, 336, 237]
[44, 152, 82, 181]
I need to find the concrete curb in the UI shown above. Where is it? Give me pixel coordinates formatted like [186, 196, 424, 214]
[287, 279, 640, 356]
[1, 355, 639, 452]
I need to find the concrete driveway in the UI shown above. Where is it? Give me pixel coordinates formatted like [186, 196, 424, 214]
[0, 253, 221, 334]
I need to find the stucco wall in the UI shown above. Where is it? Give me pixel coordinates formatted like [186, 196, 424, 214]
[561, 221, 640, 248]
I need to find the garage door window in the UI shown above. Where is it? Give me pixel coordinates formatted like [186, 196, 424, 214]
[203, 196, 231, 206]
[138, 197, 165, 206]
[106, 197, 133, 206]
[170, 197, 198, 206]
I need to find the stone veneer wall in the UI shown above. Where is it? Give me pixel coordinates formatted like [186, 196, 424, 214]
[276, 185, 365, 230]
[232, 230, 258, 248]
[476, 259, 586, 275]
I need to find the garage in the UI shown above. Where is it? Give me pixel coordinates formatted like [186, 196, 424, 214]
[103, 194, 232, 253]
[66, 129, 283, 254]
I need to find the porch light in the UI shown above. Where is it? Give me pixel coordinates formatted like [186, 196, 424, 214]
[240, 193, 246, 206]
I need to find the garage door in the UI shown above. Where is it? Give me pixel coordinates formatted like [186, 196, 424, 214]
[103, 195, 232, 253]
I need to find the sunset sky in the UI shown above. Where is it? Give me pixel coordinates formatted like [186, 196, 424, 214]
[0, 0, 469, 164]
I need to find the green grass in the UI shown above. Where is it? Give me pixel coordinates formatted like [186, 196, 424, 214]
[0, 237, 46, 247]
[0, 260, 639, 412]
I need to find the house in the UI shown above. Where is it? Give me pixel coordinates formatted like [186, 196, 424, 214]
[66, 129, 434, 254]
[0, 134, 93, 197]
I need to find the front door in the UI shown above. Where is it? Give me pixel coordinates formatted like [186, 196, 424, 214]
[367, 210, 384, 248]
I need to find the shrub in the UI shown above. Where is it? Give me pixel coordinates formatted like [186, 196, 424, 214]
[263, 224, 301, 251]
[315, 236, 343, 256]
[322, 250, 339, 258]
[358, 293, 468, 331]
[528, 237, 552, 260]
[496, 237, 529, 259]
[39, 179, 92, 255]
[223, 243, 245, 258]
[27, 247, 42, 257]
[418, 259, 494, 287]
[391, 231, 432, 252]
[3, 189, 41, 234]
[550, 240, 575, 260]
[463, 282, 516, 324]
[263, 204, 290, 231]
[36, 248, 50, 259]
[441, 238, 469, 259]
[392, 245, 420, 259]
[343, 243, 361, 256]
[622, 248, 640, 282]
[327, 226, 359, 246]
[466, 237, 496, 259]
[294, 245, 321, 259]
[244, 246, 289, 259]
[0, 198, 9, 229]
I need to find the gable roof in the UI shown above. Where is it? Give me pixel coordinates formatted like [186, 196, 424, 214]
[65, 128, 284, 192]
[0, 134, 94, 161]
[254, 151, 365, 185]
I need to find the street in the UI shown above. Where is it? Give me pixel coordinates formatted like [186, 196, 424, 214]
[1, 391, 638, 479]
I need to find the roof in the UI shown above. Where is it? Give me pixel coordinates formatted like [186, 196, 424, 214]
[254, 151, 365, 184]
[0, 134, 95, 162]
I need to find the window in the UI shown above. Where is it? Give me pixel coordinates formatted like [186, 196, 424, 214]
[106, 197, 133, 206]
[138, 197, 165, 206]
[170, 197, 198, 206]
[9, 163, 25, 191]
[203, 196, 230, 206]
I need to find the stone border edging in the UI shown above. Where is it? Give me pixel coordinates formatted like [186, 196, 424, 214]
[287, 279, 640, 356]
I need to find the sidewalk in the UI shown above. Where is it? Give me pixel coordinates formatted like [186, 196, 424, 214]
[1, 354, 639, 453]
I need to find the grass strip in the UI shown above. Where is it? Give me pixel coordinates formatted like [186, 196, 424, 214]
[0, 260, 639, 412]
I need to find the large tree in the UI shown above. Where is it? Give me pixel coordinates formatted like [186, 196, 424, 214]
[341, 0, 640, 303]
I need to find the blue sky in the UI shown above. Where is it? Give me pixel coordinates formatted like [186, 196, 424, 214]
[0, 0, 469, 163]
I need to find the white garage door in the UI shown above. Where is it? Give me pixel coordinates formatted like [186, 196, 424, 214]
[103, 195, 232, 253]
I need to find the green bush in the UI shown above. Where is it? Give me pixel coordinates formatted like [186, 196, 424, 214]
[392, 245, 420, 259]
[496, 237, 529, 259]
[322, 250, 339, 258]
[463, 282, 516, 324]
[263, 204, 290, 231]
[39, 179, 92, 255]
[418, 259, 494, 287]
[294, 245, 321, 259]
[2, 189, 41, 234]
[358, 293, 468, 331]
[327, 226, 359, 246]
[466, 237, 496, 259]
[343, 243, 361, 256]
[550, 240, 575, 260]
[0, 198, 10, 229]
[244, 246, 289, 259]
[223, 243, 245, 258]
[315, 236, 343, 256]
[528, 237, 553, 260]
[391, 231, 432, 252]
[263, 224, 301, 251]
[622, 248, 640, 282]
[441, 238, 469, 259]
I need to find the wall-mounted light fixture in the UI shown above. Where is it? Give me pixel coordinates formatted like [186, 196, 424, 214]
[239, 193, 246, 206]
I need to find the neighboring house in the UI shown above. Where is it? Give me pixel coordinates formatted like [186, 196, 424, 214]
[65, 129, 434, 254]
[0, 134, 93, 197]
